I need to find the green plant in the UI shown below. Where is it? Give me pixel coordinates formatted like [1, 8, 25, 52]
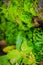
[0, 0, 43, 65]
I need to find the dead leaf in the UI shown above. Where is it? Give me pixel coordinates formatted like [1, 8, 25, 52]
[0, 40, 6, 46]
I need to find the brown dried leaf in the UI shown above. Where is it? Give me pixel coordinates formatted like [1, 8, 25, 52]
[0, 40, 6, 46]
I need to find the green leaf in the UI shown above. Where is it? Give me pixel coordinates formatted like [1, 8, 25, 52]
[21, 38, 32, 55]
[0, 55, 10, 65]
[30, 8, 37, 16]
[16, 32, 23, 51]
[7, 50, 22, 64]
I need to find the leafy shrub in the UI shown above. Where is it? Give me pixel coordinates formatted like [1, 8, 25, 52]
[0, 0, 43, 65]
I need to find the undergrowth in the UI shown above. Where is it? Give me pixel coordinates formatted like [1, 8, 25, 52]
[0, 0, 43, 65]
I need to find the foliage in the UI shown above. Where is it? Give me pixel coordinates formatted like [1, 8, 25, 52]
[0, 0, 43, 65]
